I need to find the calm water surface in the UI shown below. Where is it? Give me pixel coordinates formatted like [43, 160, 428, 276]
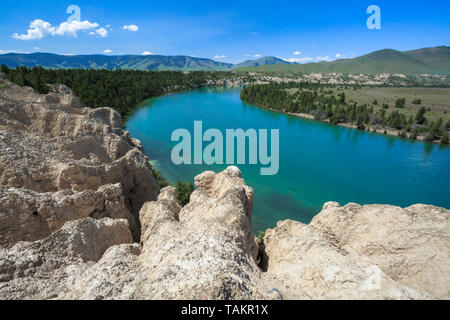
[125, 87, 450, 232]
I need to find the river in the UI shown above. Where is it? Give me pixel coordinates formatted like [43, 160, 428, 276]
[125, 86, 450, 232]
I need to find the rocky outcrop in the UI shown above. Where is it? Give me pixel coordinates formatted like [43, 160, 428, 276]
[0, 80, 157, 244]
[0, 79, 448, 300]
[305, 202, 450, 299]
[0, 166, 265, 299]
[0, 217, 133, 299]
[0, 183, 132, 247]
[136, 167, 263, 299]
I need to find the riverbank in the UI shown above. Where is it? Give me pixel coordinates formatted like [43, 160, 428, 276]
[284, 109, 439, 143]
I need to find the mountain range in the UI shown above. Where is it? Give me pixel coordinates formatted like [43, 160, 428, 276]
[238, 46, 450, 74]
[0, 53, 232, 71]
[0, 46, 448, 74]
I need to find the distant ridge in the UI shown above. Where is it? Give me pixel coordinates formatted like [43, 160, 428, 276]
[237, 46, 450, 74]
[0, 46, 448, 74]
[0, 53, 233, 71]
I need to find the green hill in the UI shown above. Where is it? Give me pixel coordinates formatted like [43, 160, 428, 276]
[231, 56, 290, 69]
[237, 46, 450, 74]
[0, 53, 232, 71]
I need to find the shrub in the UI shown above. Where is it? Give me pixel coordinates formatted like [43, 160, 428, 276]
[395, 98, 406, 108]
[257, 231, 265, 243]
[150, 166, 170, 190]
[176, 181, 195, 206]
[424, 132, 435, 142]
[441, 131, 449, 144]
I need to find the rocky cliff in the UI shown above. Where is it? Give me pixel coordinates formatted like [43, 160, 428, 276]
[0, 79, 448, 300]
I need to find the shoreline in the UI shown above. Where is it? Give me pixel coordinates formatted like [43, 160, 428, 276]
[261, 106, 448, 145]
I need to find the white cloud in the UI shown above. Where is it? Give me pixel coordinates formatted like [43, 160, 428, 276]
[33, 46, 40, 50]
[13, 19, 55, 40]
[253, 54, 262, 58]
[315, 56, 330, 61]
[336, 53, 341, 58]
[13, 19, 107, 40]
[94, 27, 108, 38]
[214, 54, 226, 59]
[55, 20, 99, 37]
[293, 51, 301, 55]
[282, 57, 313, 63]
[104, 49, 113, 53]
[142, 51, 153, 56]
[123, 24, 139, 32]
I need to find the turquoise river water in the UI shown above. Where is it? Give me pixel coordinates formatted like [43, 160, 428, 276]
[125, 87, 450, 232]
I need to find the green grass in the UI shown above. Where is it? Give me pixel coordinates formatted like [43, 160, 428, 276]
[342, 87, 450, 123]
[285, 86, 450, 123]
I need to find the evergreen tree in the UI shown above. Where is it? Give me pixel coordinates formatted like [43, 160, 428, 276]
[415, 107, 427, 125]
[0, 64, 9, 74]
[441, 130, 449, 144]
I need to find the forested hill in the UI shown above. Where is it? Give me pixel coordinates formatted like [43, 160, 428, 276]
[0, 53, 232, 71]
[0, 65, 232, 116]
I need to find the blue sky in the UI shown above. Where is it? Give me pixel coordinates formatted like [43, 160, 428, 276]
[1, 0, 449, 63]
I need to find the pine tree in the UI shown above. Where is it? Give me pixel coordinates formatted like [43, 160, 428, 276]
[0, 64, 9, 74]
[441, 130, 449, 144]
[415, 107, 427, 125]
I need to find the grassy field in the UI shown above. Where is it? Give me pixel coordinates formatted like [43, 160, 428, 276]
[342, 87, 450, 123]
[287, 86, 450, 123]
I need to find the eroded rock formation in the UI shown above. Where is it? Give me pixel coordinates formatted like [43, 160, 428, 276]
[0, 80, 157, 243]
[0, 79, 448, 300]
[263, 202, 449, 299]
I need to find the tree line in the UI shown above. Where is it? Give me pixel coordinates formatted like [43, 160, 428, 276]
[241, 83, 450, 144]
[1, 65, 231, 117]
